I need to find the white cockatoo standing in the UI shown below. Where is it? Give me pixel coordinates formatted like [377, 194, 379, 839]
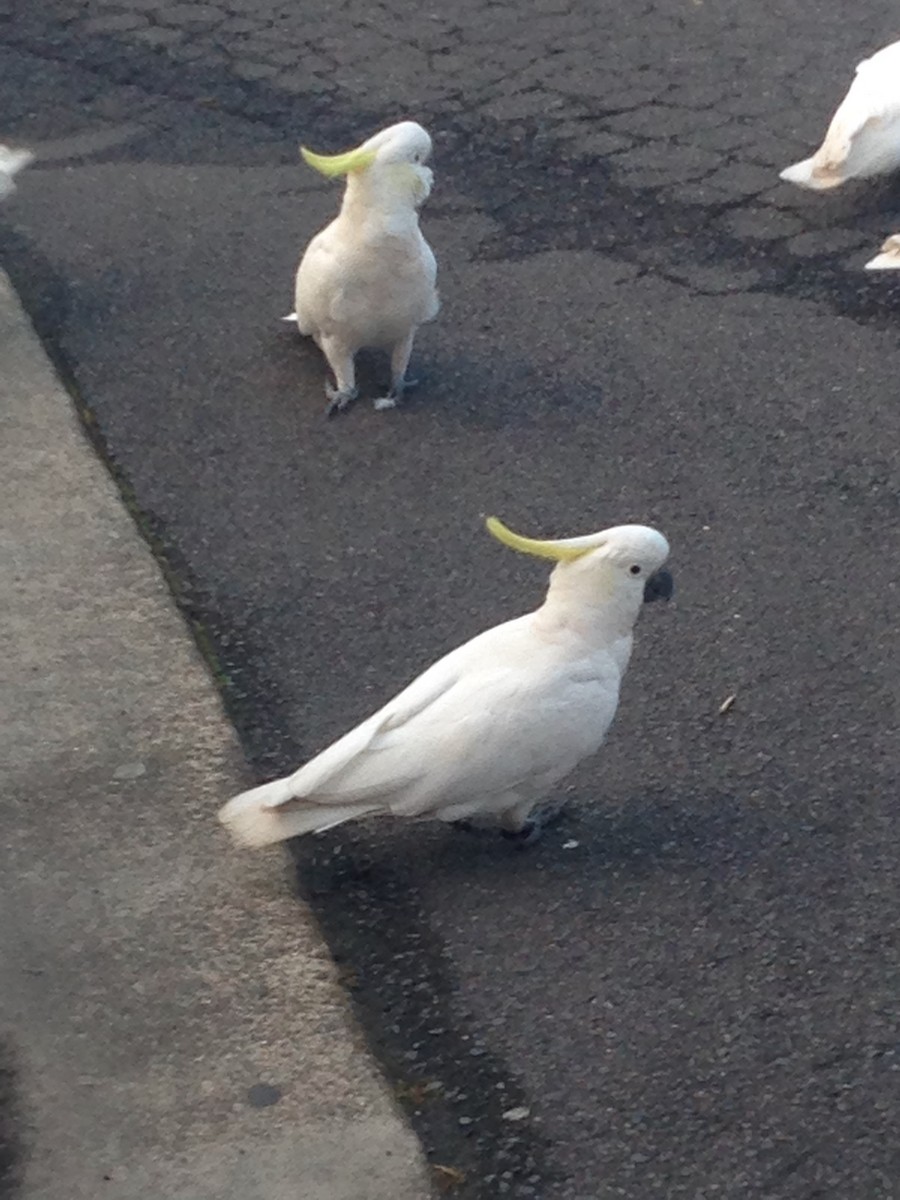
[865, 233, 900, 269]
[780, 39, 900, 190]
[0, 145, 33, 200]
[219, 517, 674, 848]
[284, 120, 439, 416]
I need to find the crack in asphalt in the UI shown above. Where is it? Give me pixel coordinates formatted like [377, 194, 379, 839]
[4, 6, 899, 330]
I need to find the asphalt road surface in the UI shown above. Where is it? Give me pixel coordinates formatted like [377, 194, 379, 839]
[2, 1, 899, 1196]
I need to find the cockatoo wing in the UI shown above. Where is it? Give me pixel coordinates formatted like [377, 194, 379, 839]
[816, 65, 899, 175]
[260, 652, 465, 808]
[419, 235, 440, 323]
[218, 647, 468, 846]
[781, 41, 900, 188]
[259, 616, 617, 821]
[374, 666, 613, 822]
[294, 221, 346, 336]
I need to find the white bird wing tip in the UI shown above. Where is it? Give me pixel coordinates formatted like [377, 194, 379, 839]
[779, 159, 845, 191]
[779, 160, 817, 187]
[0, 147, 34, 198]
[217, 806, 276, 848]
[218, 786, 380, 847]
[0, 146, 34, 171]
[217, 782, 295, 847]
[865, 255, 900, 271]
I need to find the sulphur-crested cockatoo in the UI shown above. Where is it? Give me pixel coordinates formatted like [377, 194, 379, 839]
[284, 120, 439, 416]
[780, 39, 900, 190]
[219, 517, 673, 848]
[0, 145, 33, 200]
[865, 233, 900, 269]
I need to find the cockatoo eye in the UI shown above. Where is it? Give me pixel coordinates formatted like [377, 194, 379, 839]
[412, 153, 422, 163]
[629, 565, 641, 575]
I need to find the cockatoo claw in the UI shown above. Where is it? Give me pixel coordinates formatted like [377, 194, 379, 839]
[324, 384, 358, 417]
[373, 374, 419, 412]
[501, 800, 567, 846]
[501, 821, 543, 846]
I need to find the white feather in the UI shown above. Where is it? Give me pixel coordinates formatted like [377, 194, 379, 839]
[0, 145, 34, 200]
[865, 233, 900, 270]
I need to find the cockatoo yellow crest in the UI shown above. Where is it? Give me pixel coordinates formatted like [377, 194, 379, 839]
[486, 516, 604, 561]
[300, 143, 378, 177]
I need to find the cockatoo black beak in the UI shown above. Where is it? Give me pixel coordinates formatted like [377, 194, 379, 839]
[643, 568, 674, 603]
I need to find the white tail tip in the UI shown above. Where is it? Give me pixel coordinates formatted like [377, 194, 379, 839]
[779, 159, 842, 191]
[218, 779, 380, 848]
[0, 147, 34, 199]
[865, 235, 900, 271]
[0, 146, 34, 175]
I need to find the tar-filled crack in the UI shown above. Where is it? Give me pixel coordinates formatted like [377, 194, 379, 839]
[5, 11, 899, 332]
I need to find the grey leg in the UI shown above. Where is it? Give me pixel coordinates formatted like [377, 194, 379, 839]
[319, 336, 358, 416]
[501, 821, 544, 846]
[373, 330, 417, 411]
[499, 798, 567, 846]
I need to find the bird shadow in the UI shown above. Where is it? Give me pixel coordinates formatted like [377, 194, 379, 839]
[283, 790, 772, 1195]
[289, 788, 766, 902]
[268, 320, 595, 429]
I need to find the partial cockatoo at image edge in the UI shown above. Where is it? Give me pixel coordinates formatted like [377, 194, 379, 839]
[780, 39, 900, 190]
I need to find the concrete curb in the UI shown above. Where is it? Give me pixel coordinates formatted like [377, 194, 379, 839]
[0, 269, 431, 1199]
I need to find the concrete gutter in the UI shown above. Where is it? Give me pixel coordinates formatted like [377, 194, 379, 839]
[0, 270, 431, 1199]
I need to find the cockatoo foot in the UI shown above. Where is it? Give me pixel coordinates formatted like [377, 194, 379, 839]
[501, 821, 543, 846]
[373, 375, 419, 412]
[500, 801, 566, 846]
[324, 383, 358, 417]
[530, 798, 567, 828]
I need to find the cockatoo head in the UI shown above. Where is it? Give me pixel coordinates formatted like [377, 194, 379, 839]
[300, 121, 434, 208]
[487, 516, 673, 625]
